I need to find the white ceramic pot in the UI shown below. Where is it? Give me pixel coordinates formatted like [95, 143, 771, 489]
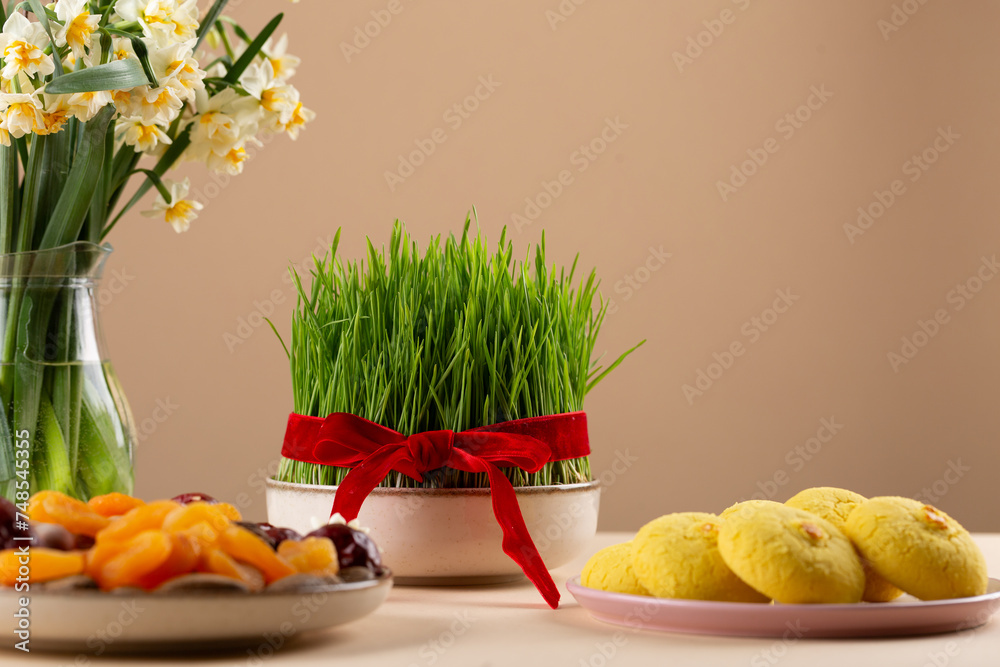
[266, 478, 600, 583]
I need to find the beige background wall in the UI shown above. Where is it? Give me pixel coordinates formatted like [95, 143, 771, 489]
[102, 0, 1000, 530]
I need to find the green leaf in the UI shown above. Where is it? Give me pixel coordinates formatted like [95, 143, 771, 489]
[101, 27, 158, 88]
[196, 0, 230, 50]
[224, 13, 283, 84]
[16, 133, 46, 253]
[0, 144, 17, 254]
[27, 0, 64, 76]
[126, 168, 173, 202]
[38, 105, 115, 249]
[44, 58, 151, 94]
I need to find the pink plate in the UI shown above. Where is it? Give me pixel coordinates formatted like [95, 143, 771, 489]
[566, 577, 1000, 638]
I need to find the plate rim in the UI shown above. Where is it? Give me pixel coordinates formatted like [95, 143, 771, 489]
[0, 569, 393, 600]
[566, 575, 1000, 611]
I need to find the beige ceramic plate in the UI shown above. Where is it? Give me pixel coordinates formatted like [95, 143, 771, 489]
[0, 573, 392, 653]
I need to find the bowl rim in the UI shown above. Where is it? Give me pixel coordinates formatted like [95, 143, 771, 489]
[266, 477, 600, 496]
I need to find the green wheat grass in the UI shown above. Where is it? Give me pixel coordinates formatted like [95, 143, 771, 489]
[274, 214, 643, 489]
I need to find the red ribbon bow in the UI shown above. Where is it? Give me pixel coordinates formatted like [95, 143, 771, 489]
[281, 411, 591, 609]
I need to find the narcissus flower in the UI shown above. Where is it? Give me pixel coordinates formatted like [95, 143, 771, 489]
[117, 117, 173, 152]
[206, 142, 257, 176]
[115, 0, 200, 47]
[263, 34, 301, 81]
[188, 88, 260, 163]
[64, 90, 114, 122]
[0, 12, 54, 80]
[282, 101, 315, 140]
[0, 91, 44, 137]
[141, 178, 203, 233]
[240, 60, 298, 129]
[54, 0, 101, 58]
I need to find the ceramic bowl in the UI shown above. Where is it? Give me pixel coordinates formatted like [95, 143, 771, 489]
[266, 478, 600, 583]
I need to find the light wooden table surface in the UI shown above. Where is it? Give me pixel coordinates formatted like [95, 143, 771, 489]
[5, 532, 1000, 666]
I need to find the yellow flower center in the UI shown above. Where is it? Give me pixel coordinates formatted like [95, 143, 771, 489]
[261, 88, 285, 113]
[164, 200, 196, 226]
[286, 102, 307, 129]
[135, 124, 157, 142]
[225, 146, 247, 167]
[67, 14, 95, 49]
[38, 109, 69, 135]
[269, 57, 284, 78]
[4, 42, 44, 70]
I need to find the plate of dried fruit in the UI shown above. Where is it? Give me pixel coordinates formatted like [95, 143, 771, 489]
[0, 492, 392, 652]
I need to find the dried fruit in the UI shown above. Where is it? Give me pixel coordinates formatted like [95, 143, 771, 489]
[87, 493, 145, 518]
[199, 548, 265, 591]
[171, 493, 218, 505]
[278, 537, 340, 576]
[88, 530, 199, 591]
[95, 500, 180, 546]
[236, 522, 302, 550]
[32, 523, 75, 551]
[162, 502, 233, 543]
[0, 498, 34, 550]
[28, 491, 110, 537]
[0, 548, 85, 586]
[307, 524, 382, 572]
[217, 525, 295, 583]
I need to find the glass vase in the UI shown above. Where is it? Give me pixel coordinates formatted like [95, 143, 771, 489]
[0, 242, 135, 502]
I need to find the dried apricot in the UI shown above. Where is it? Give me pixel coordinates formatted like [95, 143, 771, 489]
[86, 529, 202, 591]
[0, 548, 85, 586]
[277, 537, 340, 576]
[137, 533, 200, 590]
[162, 502, 232, 540]
[87, 493, 145, 518]
[199, 548, 265, 591]
[218, 525, 295, 583]
[95, 500, 180, 546]
[28, 491, 110, 537]
[87, 530, 171, 589]
[214, 503, 242, 522]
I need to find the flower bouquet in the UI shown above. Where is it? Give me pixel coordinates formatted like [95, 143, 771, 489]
[268, 216, 642, 607]
[0, 0, 312, 503]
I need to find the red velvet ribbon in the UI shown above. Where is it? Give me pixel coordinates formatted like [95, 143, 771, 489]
[281, 411, 590, 609]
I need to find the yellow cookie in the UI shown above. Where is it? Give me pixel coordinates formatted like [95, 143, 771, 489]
[720, 499, 784, 521]
[845, 497, 988, 600]
[631, 513, 768, 602]
[785, 487, 903, 602]
[718, 502, 864, 604]
[581, 542, 649, 596]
